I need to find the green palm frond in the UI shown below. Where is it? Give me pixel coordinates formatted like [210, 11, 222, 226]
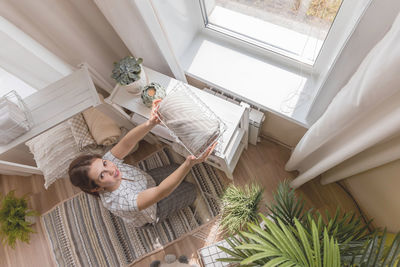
[301, 208, 372, 264]
[345, 230, 400, 267]
[218, 214, 341, 266]
[268, 181, 373, 263]
[220, 183, 263, 235]
[267, 180, 310, 227]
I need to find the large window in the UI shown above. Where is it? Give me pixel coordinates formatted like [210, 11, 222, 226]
[200, 0, 343, 65]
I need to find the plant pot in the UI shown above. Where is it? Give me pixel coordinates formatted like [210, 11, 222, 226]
[141, 82, 166, 107]
[122, 66, 148, 95]
[25, 214, 36, 225]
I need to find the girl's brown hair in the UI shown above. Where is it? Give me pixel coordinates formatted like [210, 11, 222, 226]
[68, 154, 102, 197]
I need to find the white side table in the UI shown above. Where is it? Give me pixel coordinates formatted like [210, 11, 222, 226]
[107, 67, 249, 179]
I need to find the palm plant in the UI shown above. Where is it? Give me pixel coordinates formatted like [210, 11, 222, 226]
[266, 180, 309, 227]
[218, 180, 400, 266]
[220, 183, 263, 235]
[348, 229, 400, 266]
[219, 215, 341, 266]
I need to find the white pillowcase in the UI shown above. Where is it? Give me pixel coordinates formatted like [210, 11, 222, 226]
[26, 121, 82, 189]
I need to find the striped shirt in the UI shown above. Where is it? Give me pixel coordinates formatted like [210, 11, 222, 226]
[99, 151, 157, 227]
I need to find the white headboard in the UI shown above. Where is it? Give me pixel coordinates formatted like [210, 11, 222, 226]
[0, 65, 136, 175]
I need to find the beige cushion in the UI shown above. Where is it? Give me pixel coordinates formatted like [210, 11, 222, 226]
[82, 107, 121, 146]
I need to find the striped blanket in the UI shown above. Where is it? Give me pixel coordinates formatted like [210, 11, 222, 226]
[41, 148, 226, 266]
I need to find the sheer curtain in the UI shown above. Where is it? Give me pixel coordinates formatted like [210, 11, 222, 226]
[286, 13, 400, 188]
[0, 0, 130, 92]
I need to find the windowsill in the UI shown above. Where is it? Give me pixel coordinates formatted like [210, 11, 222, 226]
[180, 33, 320, 128]
[207, 5, 323, 65]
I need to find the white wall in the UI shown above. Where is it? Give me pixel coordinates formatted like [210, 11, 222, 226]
[151, 0, 202, 61]
[262, 112, 307, 148]
[93, 0, 173, 77]
[307, 0, 400, 124]
[344, 159, 400, 232]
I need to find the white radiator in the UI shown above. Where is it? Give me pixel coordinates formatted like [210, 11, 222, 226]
[203, 87, 265, 145]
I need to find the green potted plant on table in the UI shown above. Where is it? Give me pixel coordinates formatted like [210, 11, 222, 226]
[111, 56, 147, 95]
[218, 181, 400, 266]
[0, 190, 38, 248]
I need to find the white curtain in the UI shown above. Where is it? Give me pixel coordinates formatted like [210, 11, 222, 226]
[286, 12, 400, 188]
[321, 134, 400, 185]
[0, 0, 130, 92]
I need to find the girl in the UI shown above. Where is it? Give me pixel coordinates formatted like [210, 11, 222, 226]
[68, 100, 215, 227]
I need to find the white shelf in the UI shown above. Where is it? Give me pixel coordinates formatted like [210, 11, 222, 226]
[0, 67, 100, 155]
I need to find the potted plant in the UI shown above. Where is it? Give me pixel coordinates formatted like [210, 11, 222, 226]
[218, 181, 400, 266]
[0, 190, 38, 248]
[220, 183, 263, 235]
[141, 82, 166, 107]
[111, 56, 148, 95]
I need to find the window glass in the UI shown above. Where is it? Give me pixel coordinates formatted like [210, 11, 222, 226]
[0, 67, 37, 99]
[201, 0, 343, 65]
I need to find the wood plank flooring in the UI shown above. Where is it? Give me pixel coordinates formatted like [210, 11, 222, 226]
[0, 138, 363, 267]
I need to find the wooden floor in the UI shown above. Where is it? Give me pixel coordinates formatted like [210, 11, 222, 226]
[0, 138, 363, 267]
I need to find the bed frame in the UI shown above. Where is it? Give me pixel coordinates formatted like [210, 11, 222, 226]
[0, 65, 137, 176]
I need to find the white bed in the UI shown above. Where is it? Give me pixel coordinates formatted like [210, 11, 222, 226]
[0, 65, 138, 178]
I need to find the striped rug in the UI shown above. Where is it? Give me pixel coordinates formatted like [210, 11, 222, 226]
[41, 148, 226, 266]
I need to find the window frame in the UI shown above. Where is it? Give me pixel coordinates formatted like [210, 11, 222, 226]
[133, 0, 373, 126]
[199, 0, 340, 66]
[196, 0, 373, 75]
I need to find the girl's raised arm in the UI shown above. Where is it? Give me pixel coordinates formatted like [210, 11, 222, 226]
[110, 99, 161, 159]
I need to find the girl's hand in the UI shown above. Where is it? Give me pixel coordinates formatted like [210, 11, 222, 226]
[147, 99, 161, 127]
[186, 142, 217, 166]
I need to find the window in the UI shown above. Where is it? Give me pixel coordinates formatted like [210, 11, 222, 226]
[135, 0, 372, 126]
[200, 0, 343, 65]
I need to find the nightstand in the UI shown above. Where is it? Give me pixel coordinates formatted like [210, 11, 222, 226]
[107, 67, 249, 179]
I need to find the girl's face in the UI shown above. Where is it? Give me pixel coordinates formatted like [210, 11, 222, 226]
[88, 158, 122, 190]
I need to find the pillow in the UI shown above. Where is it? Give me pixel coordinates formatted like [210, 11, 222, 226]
[26, 121, 82, 189]
[82, 107, 121, 146]
[157, 83, 225, 157]
[68, 113, 97, 151]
